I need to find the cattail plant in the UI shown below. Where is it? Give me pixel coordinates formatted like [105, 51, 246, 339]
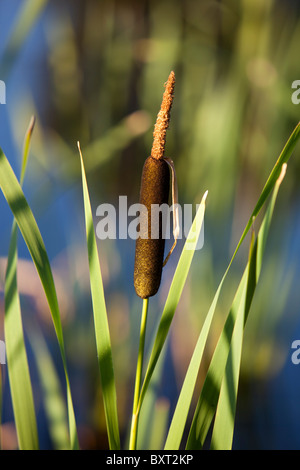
[130, 71, 179, 450]
[1, 63, 299, 452]
[134, 70, 177, 299]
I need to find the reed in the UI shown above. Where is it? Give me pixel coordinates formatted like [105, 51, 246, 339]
[134, 71, 175, 299]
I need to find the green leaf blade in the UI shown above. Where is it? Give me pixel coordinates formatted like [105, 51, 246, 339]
[210, 164, 288, 450]
[4, 118, 39, 450]
[5, 221, 39, 450]
[78, 143, 120, 451]
[187, 164, 288, 450]
[137, 191, 207, 419]
[164, 124, 300, 451]
[0, 147, 78, 450]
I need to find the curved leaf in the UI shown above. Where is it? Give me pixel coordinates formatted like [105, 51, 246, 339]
[0, 147, 78, 450]
[165, 122, 300, 450]
[78, 143, 120, 450]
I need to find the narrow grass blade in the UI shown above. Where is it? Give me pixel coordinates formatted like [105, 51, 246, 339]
[0, 147, 78, 450]
[187, 164, 287, 450]
[209, 235, 255, 450]
[136, 191, 207, 418]
[164, 265, 247, 450]
[164, 123, 300, 450]
[210, 286, 247, 450]
[129, 298, 149, 450]
[4, 117, 38, 450]
[20, 116, 36, 185]
[185, 243, 257, 450]
[4, 222, 39, 450]
[78, 143, 120, 450]
[210, 165, 287, 450]
[137, 342, 167, 450]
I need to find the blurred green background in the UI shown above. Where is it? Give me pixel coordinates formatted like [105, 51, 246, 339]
[0, 0, 300, 449]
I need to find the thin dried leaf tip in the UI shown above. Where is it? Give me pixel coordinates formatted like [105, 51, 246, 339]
[277, 163, 287, 185]
[27, 115, 36, 137]
[151, 71, 175, 160]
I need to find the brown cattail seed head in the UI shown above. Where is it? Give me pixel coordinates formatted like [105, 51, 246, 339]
[150, 71, 175, 160]
[134, 157, 170, 298]
[134, 71, 175, 299]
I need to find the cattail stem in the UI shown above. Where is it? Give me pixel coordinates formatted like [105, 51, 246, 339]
[129, 297, 149, 450]
[134, 156, 170, 298]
